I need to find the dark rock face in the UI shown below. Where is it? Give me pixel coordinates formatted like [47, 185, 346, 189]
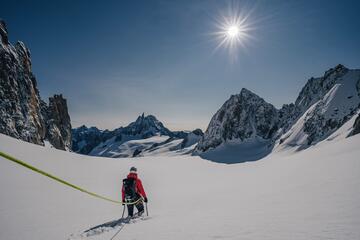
[44, 95, 72, 150]
[122, 113, 173, 137]
[350, 114, 360, 136]
[0, 20, 9, 45]
[278, 103, 298, 133]
[72, 126, 107, 154]
[0, 20, 46, 145]
[0, 20, 72, 150]
[197, 88, 279, 152]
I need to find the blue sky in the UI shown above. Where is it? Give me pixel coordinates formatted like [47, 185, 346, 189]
[2, 0, 360, 130]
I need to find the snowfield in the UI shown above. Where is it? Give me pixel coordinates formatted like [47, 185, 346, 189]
[1, 130, 360, 240]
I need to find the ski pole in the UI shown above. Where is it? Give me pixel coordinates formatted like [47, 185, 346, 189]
[145, 202, 149, 216]
[109, 205, 127, 240]
[121, 205, 126, 219]
[110, 224, 125, 240]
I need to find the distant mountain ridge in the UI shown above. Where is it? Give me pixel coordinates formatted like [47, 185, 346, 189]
[72, 113, 203, 157]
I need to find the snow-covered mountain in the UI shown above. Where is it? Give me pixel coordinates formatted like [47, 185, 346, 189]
[196, 64, 360, 162]
[196, 88, 279, 152]
[122, 113, 173, 137]
[72, 126, 105, 154]
[72, 114, 203, 158]
[0, 20, 72, 150]
[278, 64, 360, 149]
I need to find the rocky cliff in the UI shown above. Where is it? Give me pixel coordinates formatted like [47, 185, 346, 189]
[0, 20, 72, 150]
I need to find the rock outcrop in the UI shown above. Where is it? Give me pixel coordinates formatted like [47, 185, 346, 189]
[350, 113, 360, 136]
[0, 20, 72, 150]
[43, 95, 72, 150]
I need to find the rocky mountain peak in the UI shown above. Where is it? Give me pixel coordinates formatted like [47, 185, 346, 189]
[239, 88, 259, 98]
[295, 64, 350, 112]
[77, 125, 88, 131]
[324, 64, 348, 79]
[196, 89, 279, 152]
[126, 113, 172, 137]
[0, 20, 72, 150]
[134, 113, 157, 124]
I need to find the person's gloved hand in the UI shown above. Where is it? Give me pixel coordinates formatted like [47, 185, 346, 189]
[144, 197, 148, 203]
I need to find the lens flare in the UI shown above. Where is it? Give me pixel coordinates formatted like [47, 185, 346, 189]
[227, 25, 240, 37]
[211, 4, 255, 60]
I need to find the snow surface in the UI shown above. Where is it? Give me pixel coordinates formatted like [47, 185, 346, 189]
[1, 130, 360, 240]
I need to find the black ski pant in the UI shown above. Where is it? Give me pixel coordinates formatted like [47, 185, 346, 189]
[127, 200, 144, 217]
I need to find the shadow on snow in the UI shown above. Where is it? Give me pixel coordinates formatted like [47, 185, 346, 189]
[198, 138, 274, 164]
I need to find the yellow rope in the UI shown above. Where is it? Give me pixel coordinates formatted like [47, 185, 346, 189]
[0, 151, 142, 206]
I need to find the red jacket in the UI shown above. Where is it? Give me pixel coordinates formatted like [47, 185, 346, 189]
[122, 172, 147, 201]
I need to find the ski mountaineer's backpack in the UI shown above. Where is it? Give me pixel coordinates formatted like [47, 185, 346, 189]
[123, 178, 137, 201]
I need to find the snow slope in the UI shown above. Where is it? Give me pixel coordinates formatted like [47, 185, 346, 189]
[1, 131, 360, 240]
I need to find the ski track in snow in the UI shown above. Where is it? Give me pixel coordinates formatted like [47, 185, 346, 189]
[69, 215, 152, 240]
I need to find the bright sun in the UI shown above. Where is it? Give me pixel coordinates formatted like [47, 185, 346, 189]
[212, 6, 254, 60]
[227, 25, 240, 38]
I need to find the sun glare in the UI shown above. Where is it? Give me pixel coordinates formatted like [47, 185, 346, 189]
[227, 25, 240, 37]
[212, 5, 254, 60]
